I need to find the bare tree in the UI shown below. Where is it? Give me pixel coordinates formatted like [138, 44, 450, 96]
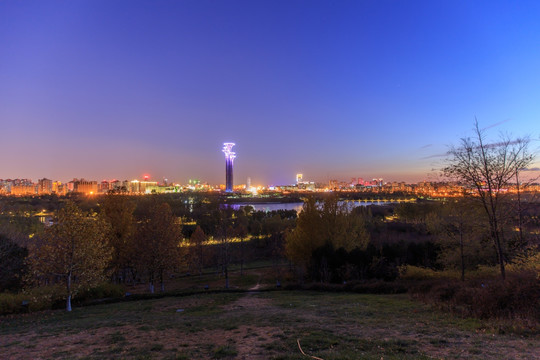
[444, 120, 534, 279]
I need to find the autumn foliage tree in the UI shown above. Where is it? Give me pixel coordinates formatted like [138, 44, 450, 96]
[135, 201, 183, 293]
[285, 197, 323, 270]
[188, 225, 206, 276]
[27, 202, 112, 311]
[101, 195, 136, 284]
[286, 195, 370, 276]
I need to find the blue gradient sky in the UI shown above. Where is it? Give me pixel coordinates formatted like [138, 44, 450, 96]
[1, 1, 539, 186]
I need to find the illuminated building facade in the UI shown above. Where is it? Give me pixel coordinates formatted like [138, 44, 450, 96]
[11, 185, 36, 196]
[74, 179, 98, 194]
[52, 181, 67, 195]
[38, 178, 52, 194]
[222, 142, 236, 192]
[130, 179, 158, 194]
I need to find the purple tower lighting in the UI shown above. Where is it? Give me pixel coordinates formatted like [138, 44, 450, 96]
[222, 142, 236, 192]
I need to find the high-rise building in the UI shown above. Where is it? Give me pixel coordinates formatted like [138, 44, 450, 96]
[11, 184, 36, 196]
[38, 178, 52, 194]
[222, 143, 236, 192]
[74, 179, 98, 194]
[296, 173, 303, 184]
[52, 181, 67, 195]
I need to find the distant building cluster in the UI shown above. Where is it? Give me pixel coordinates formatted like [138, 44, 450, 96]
[1, 176, 537, 198]
[0, 177, 213, 196]
[2, 142, 538, 197]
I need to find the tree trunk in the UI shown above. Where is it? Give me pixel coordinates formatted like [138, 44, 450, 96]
[225, 266, 229, 289]
[459, 230, 465, 282]
[516, 172, 524, 244]
[160, 270, 164, 292]
[66, 273, 72, 312]
[149, 272, 155, 293]
[492, 223, 506, 280]
[240, 237, 244, 276]
[199, 243, 204, 276]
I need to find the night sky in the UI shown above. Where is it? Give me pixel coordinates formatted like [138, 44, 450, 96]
[1, 1, 539, 186]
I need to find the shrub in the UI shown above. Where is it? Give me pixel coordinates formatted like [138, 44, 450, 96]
[282, 280, 408, 294]
[409, 271, 540, 322]
[0, 292, 26, 314]
[0, 285, 63, 315]
[399, 264, 500, 281]
[75, 283, 125, 304]
[0, 283, 125, 315]
[507, 251, 540, 279]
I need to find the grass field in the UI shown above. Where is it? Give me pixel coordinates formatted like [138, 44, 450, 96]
[1, 285, 539, 360]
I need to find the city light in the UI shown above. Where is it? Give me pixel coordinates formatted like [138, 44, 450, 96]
[222, 142, 236, 193]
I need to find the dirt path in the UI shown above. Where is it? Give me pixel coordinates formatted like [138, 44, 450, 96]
[220, 276, 285, 359]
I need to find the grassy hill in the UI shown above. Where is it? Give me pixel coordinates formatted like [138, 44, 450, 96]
[1, 287, 539, 359]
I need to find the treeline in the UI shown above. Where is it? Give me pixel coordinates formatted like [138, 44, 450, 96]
[286, 194, 539, 284]
[0, 194, 296, 311]
[1, 190, 539, 316]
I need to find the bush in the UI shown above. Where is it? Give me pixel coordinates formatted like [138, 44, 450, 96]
[75, 283, 125, 304]
[409, 271, 540, 322]
[282, 279, 408, 294]
[0, 283, 125, 315]
[350, 280, 408, 294]
[399, 264, 500, 281]
[0, 292, 26, 314]
[0, 285, 63, 315]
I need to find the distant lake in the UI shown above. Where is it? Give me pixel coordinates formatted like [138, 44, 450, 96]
[227, 200, 394, 213]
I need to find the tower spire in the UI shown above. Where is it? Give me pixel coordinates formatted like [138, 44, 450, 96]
[222, 143, 236, 192]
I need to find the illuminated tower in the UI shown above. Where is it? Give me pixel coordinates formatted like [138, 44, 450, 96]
[222, 142, 236, 192]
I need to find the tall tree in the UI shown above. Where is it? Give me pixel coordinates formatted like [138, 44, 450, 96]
[135, 201, 183, 293]
[426, 199, 485, 281]
[444, 121, 534, 279]
[101, 195, 136, 284]
[286, 196, 370, 272]
[27, 202, 112, 311]
[189, 225, 206, 276]
[285, 197, 324, 270]
[0, 235, 28, 292]
[235, 223, 248, 276]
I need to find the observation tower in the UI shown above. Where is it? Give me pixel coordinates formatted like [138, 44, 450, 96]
[222, 143, 236, 192]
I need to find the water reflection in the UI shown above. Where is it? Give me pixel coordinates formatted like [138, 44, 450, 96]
[227, 201, 391, 213]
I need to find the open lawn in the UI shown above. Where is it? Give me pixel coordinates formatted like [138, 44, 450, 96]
[1, 287, 539, 359]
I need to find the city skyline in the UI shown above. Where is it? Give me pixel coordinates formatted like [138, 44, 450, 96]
[1, 1, 540, 185]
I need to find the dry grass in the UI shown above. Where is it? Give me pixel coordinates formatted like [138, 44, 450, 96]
[1, 287, 539, 359]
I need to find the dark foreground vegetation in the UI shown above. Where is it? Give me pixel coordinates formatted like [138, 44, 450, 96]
[1, 191, 540, 323]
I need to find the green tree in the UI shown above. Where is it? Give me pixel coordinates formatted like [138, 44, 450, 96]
[27, 202, 112, 311]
